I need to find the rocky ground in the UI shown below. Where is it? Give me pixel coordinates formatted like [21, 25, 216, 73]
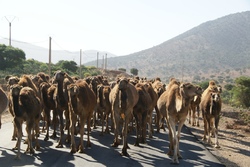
[186, 104, 250, 167]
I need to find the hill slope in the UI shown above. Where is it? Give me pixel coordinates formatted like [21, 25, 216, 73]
[86, 11, 250, 82]
[0, 38, 117, 64]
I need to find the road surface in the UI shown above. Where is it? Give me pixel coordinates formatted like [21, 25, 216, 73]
[0, 121, 225, 167]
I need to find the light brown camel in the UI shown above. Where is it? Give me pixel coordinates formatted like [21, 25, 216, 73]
[151, 78, 166, 132]
[9, 85, 41, 159]
[0, 87, 9, 129]
[67, 79, 96, 153]
[200, 81, 222, 148]
[157, 79, 202, 164]
[188, 95, 201, 126]
[109, 77, 139, 156]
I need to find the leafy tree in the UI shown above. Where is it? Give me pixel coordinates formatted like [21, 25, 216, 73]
[130, 68, 138, 76]
[0, 44, 25, 70]
[23, 59, 46, 74]
[118, 68, 126, 72]
[224, 84, 234, 91]
[232, 76, 250, 107]
[55, 60, 78, 73]
[198, 80, 209, 90]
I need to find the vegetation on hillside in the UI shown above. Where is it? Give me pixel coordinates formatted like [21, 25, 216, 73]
[85, 11, 250, 84]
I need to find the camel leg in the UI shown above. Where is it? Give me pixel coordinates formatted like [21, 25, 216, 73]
[176, 118, 186, 159]
[86, 115, 92, 148]
[56, 111, 64, 148]
[25, 121, 35, 155]
[13, 118, 22, 159]
[214, 116, 220, 148]
[134, 113, 140, 146]
[100, 111, 104, 136]
[142, 111, 147, 144]
[168, 118, 179, 164]
[111, 111, 120, 147]
[147, 110, 153, 138]
[196, 106, 200, 127]
[78, 117, 85, 153]
[44, 108, 50, 141]
[104, 113, 110, 134]
[121, 114, 130, 156]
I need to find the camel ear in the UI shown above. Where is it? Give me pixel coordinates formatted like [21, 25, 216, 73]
[116, 78, 120, 84]
[5, 75, 11, 81]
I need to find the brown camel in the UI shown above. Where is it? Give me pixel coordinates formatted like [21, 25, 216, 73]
[67, 79, 96, 153]
[9, 85, 41, 159]
[39, 82, 57, 141]
[109, 77, 139, 156]
[142, 82, 158, 138]
[0, 87, 9, 129]
[96, 84, 112, 135]
[53, 70, 74, 148]
[133, 83, 151, 146]
[157, 79, 202, 164]
[6, 75, 40, 141]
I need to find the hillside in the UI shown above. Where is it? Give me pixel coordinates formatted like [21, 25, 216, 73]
[86, 11, 250, 83]
[0, 38, 117, 64]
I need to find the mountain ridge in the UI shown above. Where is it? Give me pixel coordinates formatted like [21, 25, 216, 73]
[86, 11, 250, 82]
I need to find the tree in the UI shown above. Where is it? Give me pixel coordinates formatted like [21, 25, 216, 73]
[118, 68, 126, 72]
[232, 76, 250, 108]
[55, 60, 78, 73]
[0, 44, 25, 70]
[130, 68, 138, 76]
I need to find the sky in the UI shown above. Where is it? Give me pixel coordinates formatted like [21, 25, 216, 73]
[1, 0, 250, 56]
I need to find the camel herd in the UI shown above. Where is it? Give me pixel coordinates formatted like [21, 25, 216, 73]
[0, 71, 222, 164]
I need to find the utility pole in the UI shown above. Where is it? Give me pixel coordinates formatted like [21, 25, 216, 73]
[48, 37, 52, 77]
[105, 53, 107, 70]
[4, 16, 17, 46]
[96, 52, 99, 69]
[102, 55, 104, 69]
[80, 49, 82, 78]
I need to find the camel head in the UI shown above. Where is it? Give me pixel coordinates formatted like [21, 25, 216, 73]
[180, 83, 202, 98]
[211, 92, 220, 102]
[10, 84, 23, 96]
[67, 84, 79, 97]
[54, 71, 66, 83]
[117, 78, 129, 90]
[5, 76, 20, 86]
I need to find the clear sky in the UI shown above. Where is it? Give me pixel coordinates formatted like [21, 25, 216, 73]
[1, 0, 250, 56]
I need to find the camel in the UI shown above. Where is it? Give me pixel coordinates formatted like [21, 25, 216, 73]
[6, 75, 40, 141]
[67, 79, 96, 153]
[200, 81, 222, 148]
[157, 79, 202, 164]
[151, 78, 166, 132]
[9, 84, 41, 159]
[39, 82, 57, 141]
[53, 70, 74, 147]
[142, 82, 158, 138]
[133, 83, 151, 146]
[188, 95, 201, 126]
[96, 84, 112, 135]
[109, 77, 139, 156]
[0, 87, 9, 129]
